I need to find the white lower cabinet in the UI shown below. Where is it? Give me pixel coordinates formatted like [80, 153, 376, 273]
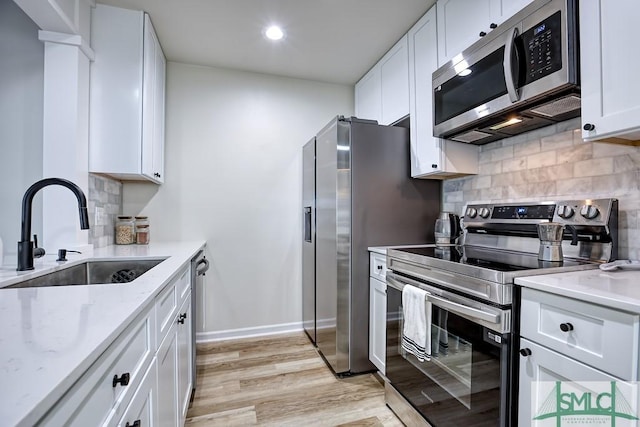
[118, 359, 158, 427]
[518, 286, 640, 427]
[37, 264, 193, 427]
[369, 252, 387, 374]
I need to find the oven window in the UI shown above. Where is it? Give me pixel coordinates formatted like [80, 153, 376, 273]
[386, 287, 507, 426]
[434, 47, 507, 126]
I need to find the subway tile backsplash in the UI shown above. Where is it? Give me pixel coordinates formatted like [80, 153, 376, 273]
[442, 118, 640, 259]
[88, 174, 122, 248]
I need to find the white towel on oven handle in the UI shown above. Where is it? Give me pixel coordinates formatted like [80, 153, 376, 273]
[401, 285, 432, 362]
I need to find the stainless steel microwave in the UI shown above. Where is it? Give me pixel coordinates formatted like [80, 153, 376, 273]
[432, 0, 579, 144]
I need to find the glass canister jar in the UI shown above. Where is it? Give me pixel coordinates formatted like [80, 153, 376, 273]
[135, 216, 150, 245]
[115, 216, 135, 245]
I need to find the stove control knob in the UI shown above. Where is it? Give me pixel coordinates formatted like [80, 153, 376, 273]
[478, 207, 491, 218]
[557, 205, 574, 219]
[466, 207, 478, 218]
[580, 205, 599, 220]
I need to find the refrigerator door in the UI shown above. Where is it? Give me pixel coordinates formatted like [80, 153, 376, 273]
[316, 117, 351, 374]
[302, 138, 316, 344]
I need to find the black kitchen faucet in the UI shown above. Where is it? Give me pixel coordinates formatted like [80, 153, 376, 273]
[17, 178, 90, 271]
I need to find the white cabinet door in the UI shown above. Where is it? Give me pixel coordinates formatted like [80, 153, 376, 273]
[90, 5, 166, 184]
[408, 6, 478, 178]
[156, 322, 178, 427]
[437, 0, 493, 66]
[369, 277, 387, 374]
[580, 0, 640, 143]
[380, 35, 409, 125]
[118, 360, 157, 427]
[518, 338, 625, 427]
[355, 66, 381, 122]
[177, 295, 193, 423]
[490, 0, 534, 26]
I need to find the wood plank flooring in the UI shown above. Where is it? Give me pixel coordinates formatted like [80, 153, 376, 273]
[186, 332, 404, 426]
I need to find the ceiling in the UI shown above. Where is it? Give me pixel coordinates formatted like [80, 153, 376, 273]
[97, 0, 436, 85]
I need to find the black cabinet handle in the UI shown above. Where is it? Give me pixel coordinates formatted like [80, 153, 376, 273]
[583, 123, 595, 131]
[112, 372, 130, 387]
[178, 312, 187, 324]
[126, 421, 141, 427]
[519, 348, 532, 357]
[431, 164, 438, 169]
[377, 265, 383, 270]
[490, 23, 497, 29]
[479, 31, 487, 37]
[560, 322, 574, 332]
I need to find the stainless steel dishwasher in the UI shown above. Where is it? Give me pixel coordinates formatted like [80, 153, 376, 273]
[190, 250, 209, 397]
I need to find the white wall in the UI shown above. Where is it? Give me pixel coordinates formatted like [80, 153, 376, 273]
[0, 0, 44, 263]
[124, 62, 353, 338]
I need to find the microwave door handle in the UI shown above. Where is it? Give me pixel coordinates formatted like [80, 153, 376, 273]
[504, 27, 520, 103]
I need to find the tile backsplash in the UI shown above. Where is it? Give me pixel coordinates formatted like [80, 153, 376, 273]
[442, 118, 640, 259]
[88, 174, 123, 248]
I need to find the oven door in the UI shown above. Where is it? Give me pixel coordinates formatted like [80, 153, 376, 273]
[385, 273, 513, 427]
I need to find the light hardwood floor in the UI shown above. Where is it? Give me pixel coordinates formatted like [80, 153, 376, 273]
[186, 332, 404, 426]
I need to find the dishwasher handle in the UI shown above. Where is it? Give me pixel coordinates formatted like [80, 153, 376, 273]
[196, 258, 209, 276]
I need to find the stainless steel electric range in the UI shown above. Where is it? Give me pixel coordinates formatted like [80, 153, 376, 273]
[384, 198, 618, 427]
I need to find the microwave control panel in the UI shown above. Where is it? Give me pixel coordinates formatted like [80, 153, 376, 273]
[520, 10, 563, 85]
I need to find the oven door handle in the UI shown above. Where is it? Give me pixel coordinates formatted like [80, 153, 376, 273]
[427, 294, 500, 325]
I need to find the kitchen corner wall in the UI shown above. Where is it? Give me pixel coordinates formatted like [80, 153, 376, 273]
[441, 118, 640, 259]
[88, 174, 122, 248]
[123, 62, 354, 339]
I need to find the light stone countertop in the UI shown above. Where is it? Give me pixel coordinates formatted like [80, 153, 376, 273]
[516, 269, 640, 314]
[0, 241, 205, 427]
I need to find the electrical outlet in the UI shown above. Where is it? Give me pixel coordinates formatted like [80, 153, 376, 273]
[95, 207, 106, 226]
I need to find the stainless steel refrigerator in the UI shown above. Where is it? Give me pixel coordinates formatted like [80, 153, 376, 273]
[302, 116, 441, 375]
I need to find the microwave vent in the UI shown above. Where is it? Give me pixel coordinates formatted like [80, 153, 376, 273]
[451, 130, 493, 143]
[528, 95, 581, 118]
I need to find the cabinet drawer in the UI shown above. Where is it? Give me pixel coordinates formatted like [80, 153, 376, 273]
[40, 309, 154, 426]
[156, 279, 178, 341]
[369, 252, 387, 282]
[521, 287, 640, 380]
[176, 266, 191, 305]
[117, 359, 157, 427]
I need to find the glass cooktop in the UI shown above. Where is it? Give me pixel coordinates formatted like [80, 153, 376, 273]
[396, 245, 594, 273]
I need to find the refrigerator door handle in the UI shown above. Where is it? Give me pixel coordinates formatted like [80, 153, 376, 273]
[304, 207, 312, 242]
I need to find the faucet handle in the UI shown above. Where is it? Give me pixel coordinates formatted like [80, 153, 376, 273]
[33, 234, 46, 258]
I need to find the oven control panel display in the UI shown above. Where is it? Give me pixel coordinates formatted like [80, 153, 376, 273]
[492, 204, 555, 219]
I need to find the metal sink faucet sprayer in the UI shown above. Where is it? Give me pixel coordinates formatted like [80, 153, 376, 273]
[17, 178, 90, 271]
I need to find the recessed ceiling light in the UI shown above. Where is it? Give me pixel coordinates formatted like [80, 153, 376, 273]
[264, 25, 284, 41]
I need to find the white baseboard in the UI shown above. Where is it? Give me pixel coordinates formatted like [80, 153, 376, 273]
[196, 321, 304, 343]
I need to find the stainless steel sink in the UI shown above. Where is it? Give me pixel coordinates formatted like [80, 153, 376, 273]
[5, 259, 166, 289]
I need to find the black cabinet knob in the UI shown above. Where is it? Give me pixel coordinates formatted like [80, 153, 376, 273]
[583, 123, 595, 131]
[519, 348, 532, 357]
[479, 31, 487, 37]
[490, 23, 497, 29]
[377, 265, 383, 270]
[431, 164, 438, 169]
[560, 322, 574, 332]
[112, 372, 130, 387]
[126, 421, 141, 427]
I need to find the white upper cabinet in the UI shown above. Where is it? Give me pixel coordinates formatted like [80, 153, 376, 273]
[408, 6, 478, 178]
[355, 66, 382, 123]
[580, 0, 640, 144]
[437, 0, 493, 66]
[437, 0, 533, 67]
[380, 35, 409, 125]
[355, 35, 409, 125]
[89, 4, 166, 183]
